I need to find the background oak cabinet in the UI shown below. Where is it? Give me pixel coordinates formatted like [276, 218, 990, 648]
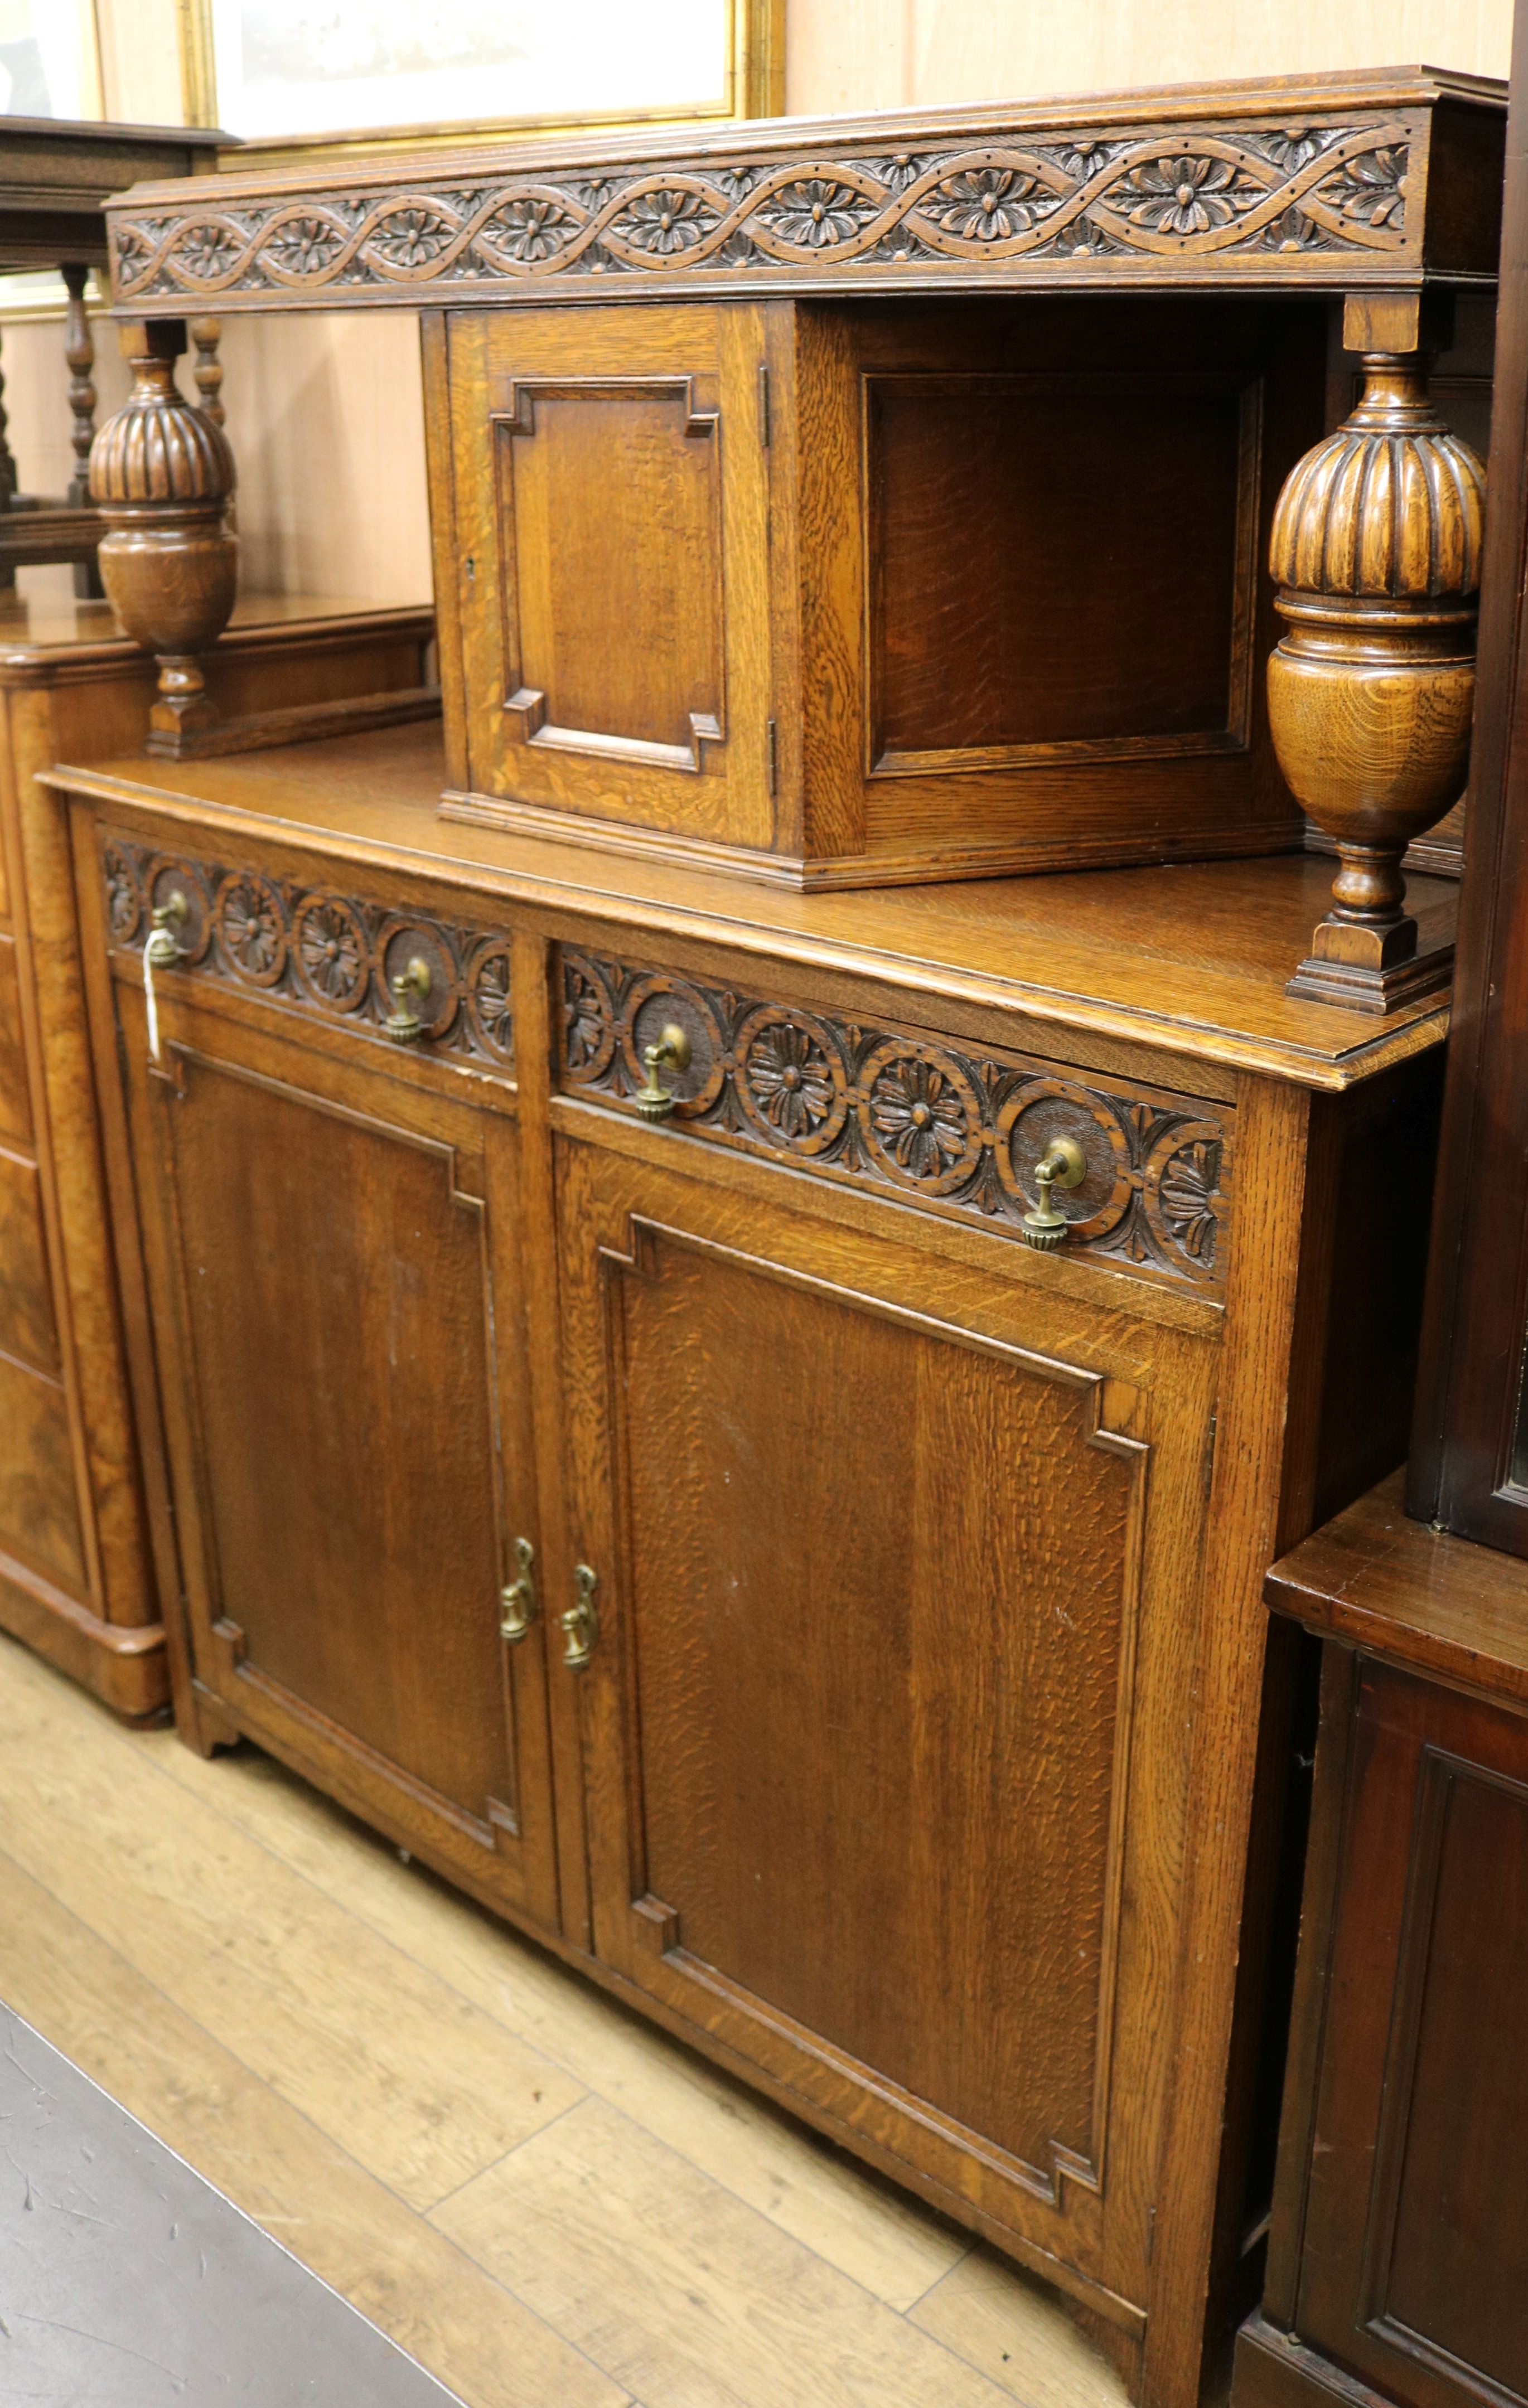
[104, 859, 558, 1933]
[1236, 1481, 1528, 2408]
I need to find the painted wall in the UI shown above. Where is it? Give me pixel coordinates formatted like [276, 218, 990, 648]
[786, 0, 1512, 116]
[1, 0, 1514, 611]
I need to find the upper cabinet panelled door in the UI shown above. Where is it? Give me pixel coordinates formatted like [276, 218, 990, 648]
[116, 954, 559, 1933]
[446, 303, 776, 855]
[553, 1120, 1221, 2314]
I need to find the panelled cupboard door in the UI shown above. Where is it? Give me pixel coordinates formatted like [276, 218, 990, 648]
[116, 971, 559, 1932]
[446, 303, 774, 851]
[554, 1125, 1220, 2309]
[1299, 1661, 1528, 2408]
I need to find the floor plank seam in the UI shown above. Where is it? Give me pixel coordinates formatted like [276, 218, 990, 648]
[420, 2092, 590, 2221]
[898, 2240, 978, 2317]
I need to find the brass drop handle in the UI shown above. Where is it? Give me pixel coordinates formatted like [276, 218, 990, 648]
[562, 1564, 599, 1669]
[383, 954, 432, 1045]
[499, 1537, 538, 1644]
[1021, 1133, 1087, 1251]
[144, 888, 190, 968]
[633, 1023, 692, 1121]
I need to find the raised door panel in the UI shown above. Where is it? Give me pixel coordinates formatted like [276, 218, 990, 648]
[0, 934, 31, 1149]
[796, 295, 1326, 880]
[446, 303, 773, 853]
[119, 978, 558, 1930]
[1299, 1663, 1528, 2408]
[0, 1144, 59, 1372]
[870, 370, 1254, 767]
[555, 1126, 1218, 2308]
[0, 1349, 86, 1596]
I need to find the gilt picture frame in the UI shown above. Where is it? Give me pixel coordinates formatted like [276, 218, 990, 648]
[175, 0, 783, 164]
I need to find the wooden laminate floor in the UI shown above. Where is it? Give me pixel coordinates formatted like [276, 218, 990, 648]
[0, 1631, 1128, 2408]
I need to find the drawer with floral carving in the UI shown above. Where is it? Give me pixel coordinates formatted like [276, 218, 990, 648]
[100, 836, 516, 1075]
[557, 946, 1232, 1292]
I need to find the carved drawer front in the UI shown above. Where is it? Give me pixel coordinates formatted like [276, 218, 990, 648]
[558, 946, 1232, 1292]
[101, 837, 516, 1075]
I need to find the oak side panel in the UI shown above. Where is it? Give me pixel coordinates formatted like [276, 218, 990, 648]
[5, 686, 157, 1630]
[1144, 1076, 1315, 2408]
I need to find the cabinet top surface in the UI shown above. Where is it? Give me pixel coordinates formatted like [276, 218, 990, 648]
[0, 593, 433, 679]
[50, 720, 1452, 1092]
[104, 67, 1504, 316]
[1266, 1470, 1528, 1703]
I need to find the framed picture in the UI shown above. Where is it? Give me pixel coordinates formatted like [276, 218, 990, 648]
[0, 0, 104, 121]
[178, 0, 782, 158]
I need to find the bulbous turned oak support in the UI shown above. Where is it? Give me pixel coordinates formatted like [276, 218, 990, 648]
[1267, 293, 1486, 1014]
[88, 319, 238, 760]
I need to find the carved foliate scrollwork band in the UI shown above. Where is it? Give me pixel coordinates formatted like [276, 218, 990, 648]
[560, 949, 1231, 1289]
[109, 118, 1415, 307]
[102, 838, 515, 1070]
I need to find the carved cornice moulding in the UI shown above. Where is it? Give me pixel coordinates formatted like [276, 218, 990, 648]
[104, 70, 1505, 312]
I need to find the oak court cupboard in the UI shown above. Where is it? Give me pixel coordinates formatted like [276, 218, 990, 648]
[38, 66, 1511, 2408]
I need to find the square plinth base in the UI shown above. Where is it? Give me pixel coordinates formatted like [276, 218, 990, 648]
[1286, 940, 1454, 1016]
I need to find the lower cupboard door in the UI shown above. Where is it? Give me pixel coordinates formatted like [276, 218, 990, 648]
[555, 1130, 1219, 2305]
[124, 989, 559, 1931]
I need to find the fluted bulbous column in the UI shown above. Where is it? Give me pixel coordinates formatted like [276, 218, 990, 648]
[88, 319, 238, 758]
[1267, 297, 1486, 1014]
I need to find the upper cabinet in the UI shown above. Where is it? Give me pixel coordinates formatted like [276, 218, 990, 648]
[432, 293, 1327, 886]
[104, 72, 1507, 901]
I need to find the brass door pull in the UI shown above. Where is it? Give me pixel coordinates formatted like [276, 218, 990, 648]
[634, 1023, 691, 1121]
[499, 1537, 538, 1643]
[1022, 1134, 1087, 1251]
[144, 889, 190, 968]
[562, 1564, 599, 1668]
[384, 955, 432, 1045]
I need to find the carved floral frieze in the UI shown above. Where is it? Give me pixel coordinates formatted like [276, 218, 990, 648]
[103, 837, 515, 1072]
[559, 948, 1232, 1289]
[109, 117, 1418, 306]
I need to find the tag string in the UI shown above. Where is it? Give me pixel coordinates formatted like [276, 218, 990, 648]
[144, 936, 162, 1066]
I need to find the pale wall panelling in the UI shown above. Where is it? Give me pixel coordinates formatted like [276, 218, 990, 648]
[785, 0, 1515, 114]
[0, 306, 433, 610]
[216, 312, 433, 603]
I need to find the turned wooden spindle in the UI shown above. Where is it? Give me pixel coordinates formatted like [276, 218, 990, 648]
[62, 265, 96, 503]
[189, 317, 225, 427]
[0, 328, 13, 515]
[62, 264, 105, 599]
[88, 318, 238, 757]
[1268, 293, 1486, 1014]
